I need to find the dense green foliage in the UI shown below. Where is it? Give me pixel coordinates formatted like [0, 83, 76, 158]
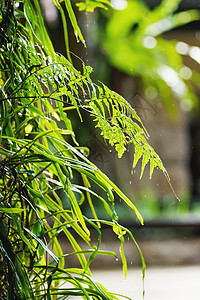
[0, 0, 171, 299]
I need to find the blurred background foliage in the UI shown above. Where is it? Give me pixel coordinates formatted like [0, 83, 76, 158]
[101, 0, 199, 114]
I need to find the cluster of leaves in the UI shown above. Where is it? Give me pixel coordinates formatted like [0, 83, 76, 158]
[0, 0, 167, 299]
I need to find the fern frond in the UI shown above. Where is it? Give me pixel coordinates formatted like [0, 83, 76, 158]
[88, 83, 167, 179]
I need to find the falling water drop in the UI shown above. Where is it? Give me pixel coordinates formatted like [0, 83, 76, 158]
[74, 30, 80, 43]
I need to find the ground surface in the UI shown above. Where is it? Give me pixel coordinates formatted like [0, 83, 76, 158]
[69, 265, 200, 299]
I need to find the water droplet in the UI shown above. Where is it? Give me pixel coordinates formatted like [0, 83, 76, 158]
[143, 36, 157, 49]
[145, 86, 158, 99]
[14, 2, 20, 8]
[109, 150, 112, 153]
[116, 258, 119, 262]
[130, 261, 133, 265]
[75, 30, 78, 39]
[111, 0, 128, 10]
[175, 41, 189, 55]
